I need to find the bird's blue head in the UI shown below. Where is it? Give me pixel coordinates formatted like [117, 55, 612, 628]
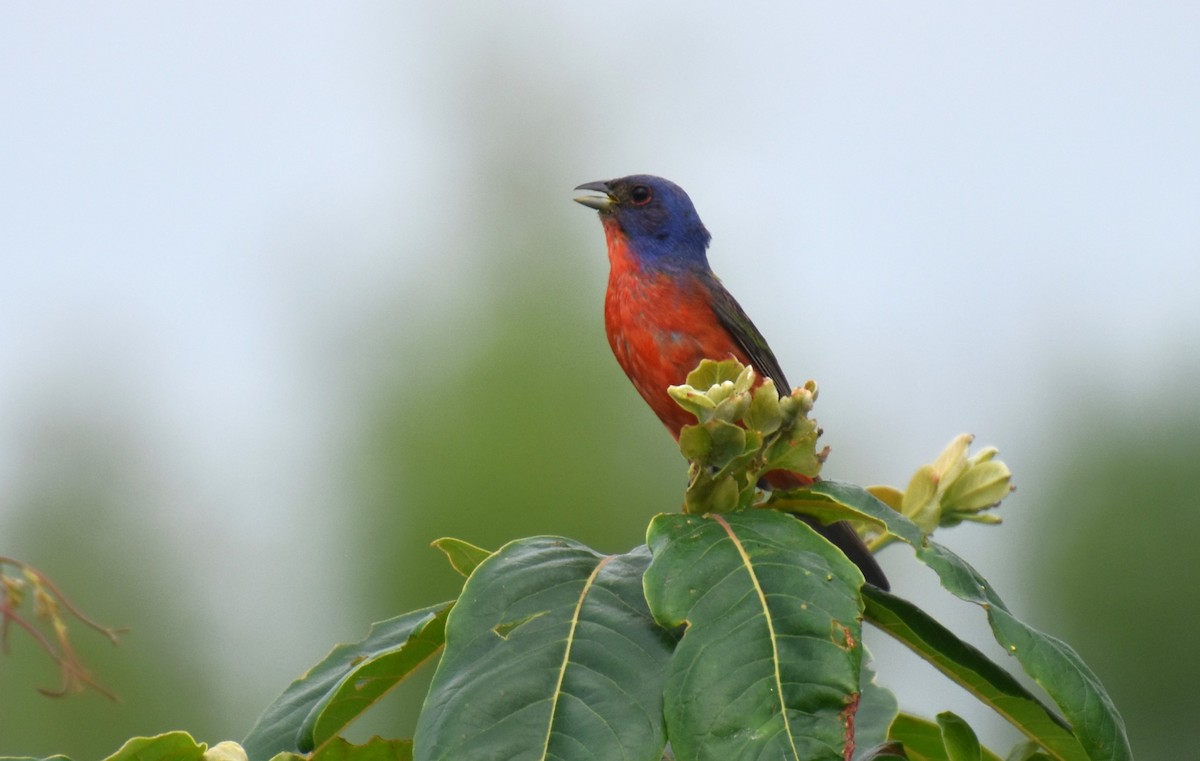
[574, 174, 712, 271]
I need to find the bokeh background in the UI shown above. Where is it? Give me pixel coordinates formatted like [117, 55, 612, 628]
[2, 3, 1197, 759]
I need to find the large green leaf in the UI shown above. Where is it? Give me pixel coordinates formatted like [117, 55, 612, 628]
[242, 603, 451, 761]
[863, 587, 1083, 760]
[643, 510, 864, 761]
[776, 481, 1131, 761]
[414, 538, 674, 761]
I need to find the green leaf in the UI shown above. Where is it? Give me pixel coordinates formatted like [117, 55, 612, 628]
[745, 379, 783, 434]
[890, 713, 949, 761]
[304, 613, 449, 749]
[105, 733, 207, 761]
[862, 587, 1082, 759]
[1006, 740, 1056, 761]
[644, 511, 864, 761]
[243, 603, 451, 761]
[431, 536, 492, 577]
[854, 655, 901, 759]
[707, 419, 748, 466]
[684, 358, 744, 389]
[718, 429, 764, 476]
[856, 745, 909, 760]
[771, 481, 921, 544]
[677, 423, 712, 461]
[667, 384, 717, 420]
[937, 712, 983, 761]
[887, 714, 1003, 761]
[790, 481, 1131, 761]
[414, 539, 673, 761]
[683, 469, 740, 514]
[921, 545, 1129, 761]
[3, 735, 212, 761]
[765, 417, 823, 476]
[309, 737, 412, 761]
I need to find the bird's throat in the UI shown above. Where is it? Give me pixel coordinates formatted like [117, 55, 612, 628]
[600, 216, 641, 277]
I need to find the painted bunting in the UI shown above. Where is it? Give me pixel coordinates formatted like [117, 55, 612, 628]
[575, 174, 888, 590]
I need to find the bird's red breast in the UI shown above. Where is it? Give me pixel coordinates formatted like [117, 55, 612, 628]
[602, 217, 753, 438]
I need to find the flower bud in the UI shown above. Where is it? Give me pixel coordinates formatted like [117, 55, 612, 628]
[942, 459, 1013, 516]
[204, 742, 249, 761]
[668, 384, 717, 422]
[745, 380, 783, 434]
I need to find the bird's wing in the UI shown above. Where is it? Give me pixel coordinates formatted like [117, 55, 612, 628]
[705, 274, 792, 391]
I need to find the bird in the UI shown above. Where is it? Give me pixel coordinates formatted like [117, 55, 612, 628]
[574, 174, 888, 590]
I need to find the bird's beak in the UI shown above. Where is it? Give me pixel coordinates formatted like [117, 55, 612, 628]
[574, 180, 616, 212]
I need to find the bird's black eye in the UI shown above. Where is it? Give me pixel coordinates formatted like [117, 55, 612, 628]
[629, 185, 652, 206]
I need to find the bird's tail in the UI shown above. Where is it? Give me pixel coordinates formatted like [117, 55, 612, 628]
[798, 515, 890, 591]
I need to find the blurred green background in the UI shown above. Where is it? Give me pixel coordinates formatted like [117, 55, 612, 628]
[2, 4, 1197, 759]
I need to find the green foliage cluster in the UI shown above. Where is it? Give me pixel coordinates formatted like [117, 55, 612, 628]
[2, 361, 1131, 761]
[669, 361, 827, 514]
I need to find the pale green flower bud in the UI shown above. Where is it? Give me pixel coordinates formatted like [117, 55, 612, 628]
[745, 380, 783, 435]
[204, 742, 249, 761]
[942, 459, 1013, 517]
[894, 434, 1013, 535]
[668, 384, 717, 422]
[901, 464, 942, 534]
